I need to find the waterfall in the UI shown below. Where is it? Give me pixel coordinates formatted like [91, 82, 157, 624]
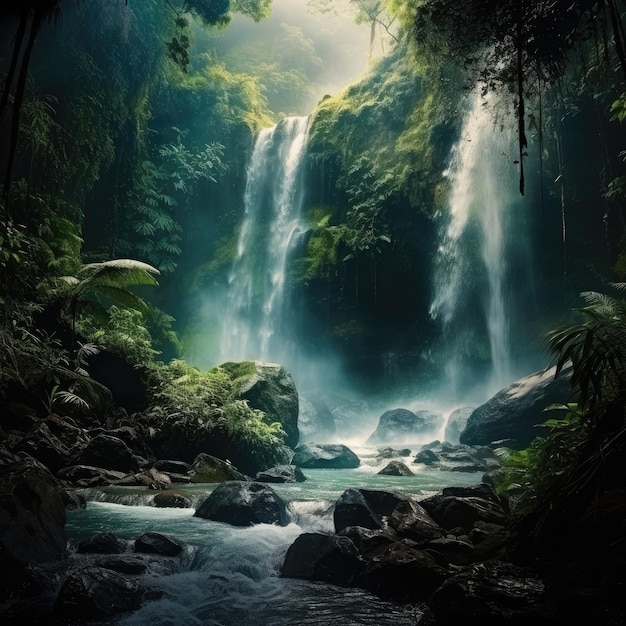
[430, 90, 521, 399]
[220, 116, 311, 365]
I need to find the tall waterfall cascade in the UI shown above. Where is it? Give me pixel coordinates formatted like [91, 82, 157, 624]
[220, 116, 311, 366]
[430, 90, 528, 400]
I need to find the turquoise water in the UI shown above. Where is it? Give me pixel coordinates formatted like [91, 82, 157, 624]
[64, 449, 483, 625]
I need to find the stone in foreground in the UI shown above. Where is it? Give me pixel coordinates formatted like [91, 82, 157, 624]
[194, 480, 289, 526]
[292, 442, 360, 468]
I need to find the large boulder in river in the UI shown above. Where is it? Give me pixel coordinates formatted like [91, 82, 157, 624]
[189, 453, 247, 483]
[282, 532, 364, 585]
[255, 464, 306, 483]
[54, 566, 148, 621]
[0, 455, 67, 593]
[221, 361, 300, 448]
[366, 408, 443, 444]
[334, 488, 443, 541]
[292, 442, 360, 468]
[194, 481, 289, 526]
[460, 364, 574, 448]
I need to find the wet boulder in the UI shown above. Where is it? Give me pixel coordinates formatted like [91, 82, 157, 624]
[54, 566, 148, 620]
[357, 541, 448, 602]
[334, 488, 388, 532]
[222, 360, 300, 448]
[337, 526, 398, 557]
[134, 532, 183, 557]
[376, 447, 412, 461]
[414, 448, 439, 465]
[366, 408, 443, 444]
[334, 489, 442, 541]
[194, 480, 289, 526]
[56, 464, 127, 487]
[388, 499, 444, 542]
[461, 364, 574, 448]
[153, 492, 192, 508]
[74, 433, 140, 473]
[13, 421, 72, 473]
[115, 467, 171, 489]
[0, 456, 67, 593]
[378, 461, 414, 476]
[420, 484, 510, 532]
[427, 561, 552, 624]
[282, 532, 364, 585]
[292, 442, 360, 468]
[189, 453, 247, 483]
[255, 464, 306, 483]
[77, 532, 129, 554]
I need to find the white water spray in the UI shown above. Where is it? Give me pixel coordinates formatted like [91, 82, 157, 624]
[221, 116, 311, 364]
[430, 90, 519, 398]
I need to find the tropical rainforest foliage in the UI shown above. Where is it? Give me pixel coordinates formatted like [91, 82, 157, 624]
[0, 1, 626, 580]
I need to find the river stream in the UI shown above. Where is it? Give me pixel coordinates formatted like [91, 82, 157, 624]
[63, 446, 482, 626]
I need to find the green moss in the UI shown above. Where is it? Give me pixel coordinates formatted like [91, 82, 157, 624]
[216, 360, 257, 383]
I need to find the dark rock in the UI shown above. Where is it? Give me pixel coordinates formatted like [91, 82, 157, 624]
[154, 459, 191, 474]
[388, 499, 444, 541]
[440, 483, 502, 503]
[166, 472, 192, 484]
[461, 365, 574, 448]
[367, 408, 432, 444]
[444, 407, 474, 443]
[0, 457, 67, 594]
[57, 464, 127, 487]
[104, 426, 155, 463]
[63, 490, 87, 510]
[14, 422, 71, 472]
[333, 489, 426, 533]
[292, 442, 360, 468]
[223, 361, 300, 448]
[153, 492, 192, 508]
[282, 532, 364, 585]
[334, 488, 386, 533]
[74, 433, 140, 473]
[357, 541, 447, 602]
[298, 393, 336, 442]
[115, 467, 171, 489]
[194, 481, 289, 526]
[414, 449, 439, 465]
[255, 464, 306, 483]
[93, 555, 149, 575]
[427, 561, 553, 624]
[189, 453, 247, 483]
[77, 532, 129, 554]
[54, 566, 147, 620]
[134, 531, 183, 557]
[378, 461, 414, 476]
[376, 447, 412, 460]
[422, 537, 476, 565]
[337, 526, 398, 557]
[420, 491, 510, 532]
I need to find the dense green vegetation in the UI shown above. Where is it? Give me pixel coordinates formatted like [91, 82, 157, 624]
[0, 3, 625, 592]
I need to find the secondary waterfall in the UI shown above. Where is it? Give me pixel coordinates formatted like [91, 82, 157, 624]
[220, 116, 311, 366]
[430, 90, 522, 399]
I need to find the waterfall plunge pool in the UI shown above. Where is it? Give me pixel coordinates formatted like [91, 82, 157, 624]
[63, 452, 483, 626]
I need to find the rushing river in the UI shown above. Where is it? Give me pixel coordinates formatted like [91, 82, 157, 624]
[63, 446, 483, 626]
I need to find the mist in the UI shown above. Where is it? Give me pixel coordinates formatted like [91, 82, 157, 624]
[194, 0, 372, 116]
